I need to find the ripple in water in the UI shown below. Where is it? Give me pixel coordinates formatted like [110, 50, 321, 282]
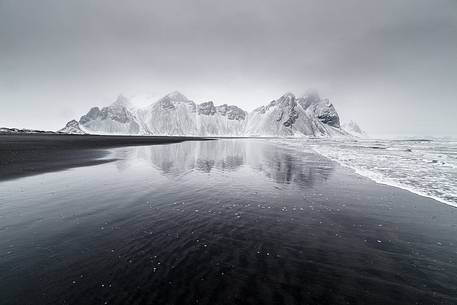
[1, 139, 457, 305]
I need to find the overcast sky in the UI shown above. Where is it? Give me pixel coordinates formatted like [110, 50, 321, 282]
[1, 0, 456, 137]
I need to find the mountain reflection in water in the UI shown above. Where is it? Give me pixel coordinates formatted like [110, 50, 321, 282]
[1, 139, 456, 305]
[112, 139, 335, 188]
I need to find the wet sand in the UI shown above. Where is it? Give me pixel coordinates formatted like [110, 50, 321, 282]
[0, 139, 456, 304]
[0, 134, 211, 181]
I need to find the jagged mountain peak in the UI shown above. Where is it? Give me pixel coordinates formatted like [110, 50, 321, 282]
[298, 92, 321, 109]
[58, 120, 85, 134]
[260, 92, 297, 113]
[198, 101, 217, 115]
[276, 92, 297, 105]
[155, 91, 193, 111]
[161, 91, 189, 102]
[215, 104, 247, 120]
[75, 95, 142, 135]
[60, 90, 354, 137]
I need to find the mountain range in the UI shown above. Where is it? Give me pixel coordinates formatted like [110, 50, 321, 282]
[59, 91, 364, 137]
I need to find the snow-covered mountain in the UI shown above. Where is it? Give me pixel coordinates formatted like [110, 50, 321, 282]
[59, 120, 85, 134]
[75, 95, 147, 135]
[342, 120, 368, 138]
[60, 91, 354, 137]
[245, 92, 345, 137]
[135, 91, 247, 136]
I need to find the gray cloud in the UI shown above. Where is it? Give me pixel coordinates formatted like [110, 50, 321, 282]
[1, 0, 456, 136]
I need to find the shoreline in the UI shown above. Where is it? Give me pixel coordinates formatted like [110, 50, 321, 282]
[0, 138, 456, 304]
[0, 134, 212, 181]
[1, 134, 455, 208]
[314, 149, 457, 208]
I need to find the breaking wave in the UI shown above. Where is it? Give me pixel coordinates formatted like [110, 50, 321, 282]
[277, 138, 457, 207]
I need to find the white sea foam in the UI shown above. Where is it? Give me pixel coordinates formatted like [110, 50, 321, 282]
[275, 138, 457, 207]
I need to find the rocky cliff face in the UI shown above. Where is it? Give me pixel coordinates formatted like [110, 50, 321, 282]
[245, 92, 345, 137]
[75, 95, 145, 135]
[60, 91, 351, 137]
[136, 92, 247, 136]
[58, 120, 85, 134]
[215, 104, 246, 121]
[296, 92, 340, 128]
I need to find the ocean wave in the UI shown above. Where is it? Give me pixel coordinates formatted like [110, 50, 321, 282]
[310, 140, 457, 207]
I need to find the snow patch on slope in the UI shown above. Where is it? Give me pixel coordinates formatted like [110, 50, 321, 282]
[60, 91, 355, 137]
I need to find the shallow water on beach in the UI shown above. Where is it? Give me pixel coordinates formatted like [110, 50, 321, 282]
[277, 138, 457, 206]
[0, 139, 457, 304]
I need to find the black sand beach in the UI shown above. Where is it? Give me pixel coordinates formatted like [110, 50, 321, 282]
[0, 134, 211, 181]
[0, 138, 456, 305]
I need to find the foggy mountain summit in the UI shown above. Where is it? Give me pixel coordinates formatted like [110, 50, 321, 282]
[2, 1, 457, 304]
[60, 91, 363, 137]
[1, 0, 456, 136]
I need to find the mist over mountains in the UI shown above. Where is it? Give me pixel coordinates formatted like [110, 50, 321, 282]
[60, 91, 364, 137]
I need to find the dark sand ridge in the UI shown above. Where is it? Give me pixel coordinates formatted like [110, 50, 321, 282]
[0, 134, 212, 181]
